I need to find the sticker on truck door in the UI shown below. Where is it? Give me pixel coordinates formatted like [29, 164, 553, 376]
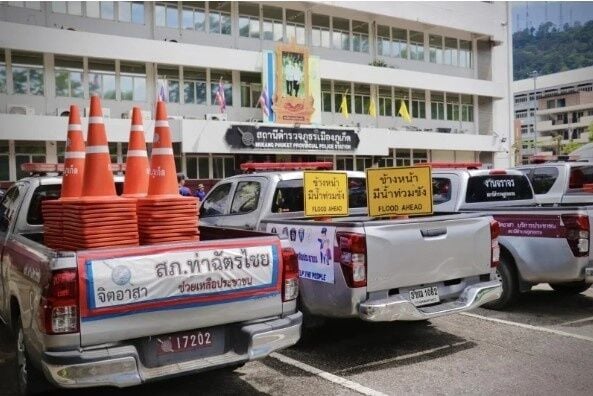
[78, 243, 280, 318]
[267, 224, 335, 284]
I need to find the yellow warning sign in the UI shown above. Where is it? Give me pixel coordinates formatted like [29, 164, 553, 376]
[303, 171, 349, 217]
[366, 165, 433, 217]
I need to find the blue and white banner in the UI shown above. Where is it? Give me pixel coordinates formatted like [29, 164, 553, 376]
[261, 50, 276, 123]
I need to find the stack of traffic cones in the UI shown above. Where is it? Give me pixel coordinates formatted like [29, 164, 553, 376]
[137, 101, 199, 244]
[122, 107, 149, 198]
[60, 96, 139, 250]
[42, 105, 85, 249]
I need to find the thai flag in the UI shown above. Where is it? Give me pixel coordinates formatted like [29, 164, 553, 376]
[258, 86, 270, 118]
[157, 79, 168, 102]
[215, 77, 226, 113]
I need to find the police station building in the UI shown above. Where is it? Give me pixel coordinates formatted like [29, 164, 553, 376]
[0, 1, 514, 186]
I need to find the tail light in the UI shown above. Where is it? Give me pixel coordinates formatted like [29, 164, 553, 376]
[562, 214, 590, 257]
[337, 232, 367, 288]
[490, 220, 500, 268]
[281, 247, 299, 301]
[39, 269, 79, 334]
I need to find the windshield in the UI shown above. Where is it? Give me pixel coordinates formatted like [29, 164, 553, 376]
[465, 175, 533, 203]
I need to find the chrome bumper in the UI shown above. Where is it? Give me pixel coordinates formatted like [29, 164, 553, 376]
[359, 281, 502, 322]
[585, 267, 593, 283]
[42, 312, 302, 389]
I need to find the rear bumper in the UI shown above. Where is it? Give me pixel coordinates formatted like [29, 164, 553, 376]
[358, 281, 501, 322]
[585, 267, 593, 283]
[41, 312, 302, 389]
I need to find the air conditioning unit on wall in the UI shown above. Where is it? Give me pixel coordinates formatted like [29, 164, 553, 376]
[205, 113, 227, 121]
[7, 105, 35, 116]
[84, 107, 111, 118]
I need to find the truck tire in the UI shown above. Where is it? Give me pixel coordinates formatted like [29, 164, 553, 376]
[483, 255, 519, 310]
[549, 281, 592, 294]
[15, 317, 54, 396]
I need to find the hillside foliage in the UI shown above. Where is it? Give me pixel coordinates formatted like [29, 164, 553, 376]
[513, 21, 593, 80]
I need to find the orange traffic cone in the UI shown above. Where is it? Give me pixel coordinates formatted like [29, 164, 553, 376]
[147, 101, 180, 197]
[42, 104, 86, 249]
[122, 107, 149, 197]
[137, 100, 199, 245]
[81, 95, 117, 198]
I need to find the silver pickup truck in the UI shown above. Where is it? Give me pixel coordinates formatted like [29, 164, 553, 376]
[433, 168, 593, 309]
[200, 169, 502, 322]
[0, 175, 301, 394]
[514, 161, 593, 205]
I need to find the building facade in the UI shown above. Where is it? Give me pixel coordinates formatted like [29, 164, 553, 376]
[513, 66, 593, 163]
[0, 1, 513, 185]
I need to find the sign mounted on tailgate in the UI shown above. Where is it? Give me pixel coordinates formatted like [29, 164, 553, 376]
[77, 239, 282, 319]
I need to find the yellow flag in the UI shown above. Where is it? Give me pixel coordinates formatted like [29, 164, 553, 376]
[368, 97, 377, 117]
[339, 93, 349, 119]
[398, 99, 412, 123]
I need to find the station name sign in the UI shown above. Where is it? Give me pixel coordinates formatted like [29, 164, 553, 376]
[224, 125, 360, 151]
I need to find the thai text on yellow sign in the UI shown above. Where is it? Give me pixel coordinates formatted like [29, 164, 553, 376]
[303, 171, 349, 217]
[366, 165, 433, 217]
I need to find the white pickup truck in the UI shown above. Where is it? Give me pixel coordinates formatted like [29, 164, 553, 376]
[0, 175, 301, 394]
[200, 168, 502, 322]
[432, 167, 593, 309]
[513, 161, 593, 205]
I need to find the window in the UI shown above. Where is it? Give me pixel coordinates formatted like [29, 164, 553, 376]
[392, 28, 407, 58]
[431, 92, 444, 120]
[333, 81, 350, 113]
[239, 2, 260, 38]
[212, 156, 235, 179]
[201, 183, 232, 216]
[12, 51, 44, 96]
[353, 84, 370, 115]
[529, 167, 559, 194]
[377, 25, 390, 56]
[182, 2, 205, 31]
[321, 80, 332, 112]
[7, 1, 41, 10]
[88, 58, 116, 100]
[429, 34, 443, 64]
[433, 178, 452, 204]
[210, 69, 232, 107]
[157, 65, 180, 103]
[459, 40, 472, 68]
[120, 62, 146, 101]
[336, 156, 354, 170]
[15, 141, 46, 180]
[155, 2, 178, 28]
[0, 49, 6, 94]
[411, 89, 425, 119]
[395, 149, 411, 166]
[240, 71, 261, 108]
[183, 67, 207, 104]
[466, 175, 533, 203]
[461, 95, 474, 122]
[356, 157, 373, 171]
[209, 2, 231, 35]
[312, 14, 330, 48]
[409, 30, 424, 61]
[568, 166, 593, 190]
[100, 1, 114, 19]
[262, 5, 283, 42]
[412, 150, 428, 164]
[0, 141, 9, 181]
[446, 93, 460, 121]
[118, 1, 144, 24]
[332, 17, 350, 51]
[27, 184, 61, 225]
[286, 9, 305, 45]
[394, 87, 409, 118]
[352, 21, 369, 53]
[186, 155, 209, 179]
[55, 55, 83, 98]
[444, 37, 458, 66]
[230, 181, 261, 214]
[378, 86, 392, 117]
[52, 1, 81, 15]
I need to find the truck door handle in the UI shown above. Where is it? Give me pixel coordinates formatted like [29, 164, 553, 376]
[421, 228, 447, 238]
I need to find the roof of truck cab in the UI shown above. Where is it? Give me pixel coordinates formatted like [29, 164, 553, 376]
[20, 175, 125, 186]
[514, 162, 593, 169]
[432, 168, 527, 177]
[223, 170, 366, 182]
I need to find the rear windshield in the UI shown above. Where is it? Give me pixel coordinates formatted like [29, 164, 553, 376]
[28, 184, 61, 225]
[271, 177, 367, 213]
[568, 166, 593, 190]
[433, 178, 452, 204]
[465, 175, 533, 203]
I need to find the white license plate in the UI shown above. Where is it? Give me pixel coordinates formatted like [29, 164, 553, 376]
[409, 286, 440, 307]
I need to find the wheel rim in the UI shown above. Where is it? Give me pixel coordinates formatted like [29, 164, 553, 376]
[494, 267, 503, 284]
[16, 327, 28, 394]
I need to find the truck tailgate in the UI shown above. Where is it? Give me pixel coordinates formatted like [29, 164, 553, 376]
[364, 216, 492, 292]
[77, 237, 283, 346]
